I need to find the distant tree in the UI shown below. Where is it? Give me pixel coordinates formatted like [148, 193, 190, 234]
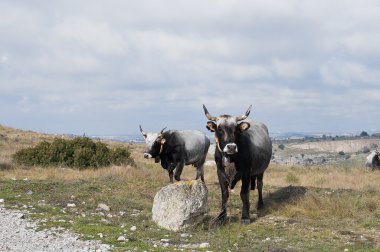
[278, 144, 285, 150]
[360, 131, 369, 137]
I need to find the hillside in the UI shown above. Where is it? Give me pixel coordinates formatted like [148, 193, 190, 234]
[290, 138, 380, 153]
[0, 125, 380, 251]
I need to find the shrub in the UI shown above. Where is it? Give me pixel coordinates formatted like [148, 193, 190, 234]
[278, 144, 285, 150]
[361, 146, 370, 154]
[338, 151, 345, 156]
[12, 137, 134, 169]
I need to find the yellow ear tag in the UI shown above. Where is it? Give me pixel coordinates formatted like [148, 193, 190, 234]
[207, 122, 215, 132]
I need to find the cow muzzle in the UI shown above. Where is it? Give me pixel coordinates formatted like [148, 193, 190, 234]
[223, 143, 238, 155]
[144, 153, 152, 159]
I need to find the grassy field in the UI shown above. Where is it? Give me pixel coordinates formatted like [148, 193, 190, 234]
[1, 125, 380, 251]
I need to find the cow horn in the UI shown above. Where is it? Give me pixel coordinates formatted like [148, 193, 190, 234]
[203, 104, 217, 121]
[236, 105, 252, 121]
[139, 125, 147, 137]
[160, 127, 167, 134]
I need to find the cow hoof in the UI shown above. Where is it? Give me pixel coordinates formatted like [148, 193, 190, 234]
[174, 175, 181, 181]
[241, 218, 251, 225]
[257, 202, 264, 210]
[210, 217, 227, 228]
[209, 212, 227, 228]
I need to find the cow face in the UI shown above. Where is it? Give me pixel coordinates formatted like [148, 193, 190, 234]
[139, 125, 166, 162]
[204, 105, 251, 155]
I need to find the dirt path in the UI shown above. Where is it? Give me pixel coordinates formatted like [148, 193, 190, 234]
[0, 205, 110, 252]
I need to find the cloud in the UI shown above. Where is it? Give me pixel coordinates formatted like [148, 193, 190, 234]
[320, 60, 380, 87]
[1, 0, 380, 134]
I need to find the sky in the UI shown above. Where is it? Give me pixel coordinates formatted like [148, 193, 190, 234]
[1, 0, 380, 136]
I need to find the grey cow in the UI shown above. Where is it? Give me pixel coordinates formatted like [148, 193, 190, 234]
[365, 150, 380, 170]
[140, 126, 210, 182]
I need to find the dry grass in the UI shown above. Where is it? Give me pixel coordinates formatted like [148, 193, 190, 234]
[1, 125, 380, 251]
[265, 164, 380, 190]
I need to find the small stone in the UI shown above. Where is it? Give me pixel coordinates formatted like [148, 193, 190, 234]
[26, 190, 33, 195]
[98, 233, 103, 238]
[23, 178, 28, 181]
[153, 244, 158, 248]
[67, 203, 76, 208]
[81, 213, 86, 217]
[160, 239, 170, 242]
[117, 236, 127, 242]
[130, 226, 137, 231]
[266, 237, 271, 241]
[106, 214, 113, 218]
[344, 249, 349, 252]
[11, 177, 17, 181]
[0, 199, 4, 203]
[97, 203, 110, 211]
[200, 242, 210, 248]
[180, 233, 191, 238]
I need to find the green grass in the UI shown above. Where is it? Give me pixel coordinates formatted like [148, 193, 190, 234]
[1, 169, 379, 251]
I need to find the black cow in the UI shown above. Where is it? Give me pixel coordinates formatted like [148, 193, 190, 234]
[203, 105, 272, 225]
[140, 126, 210, 182]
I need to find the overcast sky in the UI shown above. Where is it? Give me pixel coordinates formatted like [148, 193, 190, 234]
[1, 1, 380, 135]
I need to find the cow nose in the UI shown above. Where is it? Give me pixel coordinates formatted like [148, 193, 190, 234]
[144, 153, 152, 159]
[224, 143, 238, 154]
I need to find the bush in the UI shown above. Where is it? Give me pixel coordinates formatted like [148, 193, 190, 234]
[12, 137, 135, 169]
[361, 146, 370, 154]
[338, 151, 345, 156]
[278, 144, 285, 150]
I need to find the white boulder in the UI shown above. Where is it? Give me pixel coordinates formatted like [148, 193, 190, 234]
[152, 180, 208, 231]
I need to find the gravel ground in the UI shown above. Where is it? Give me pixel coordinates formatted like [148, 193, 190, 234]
[0, 205, 110, 252]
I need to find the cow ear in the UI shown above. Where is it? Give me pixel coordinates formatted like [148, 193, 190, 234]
[160, 138, 166, 145]
[238, 122, 250, 131]
[206, 121, 216, 132]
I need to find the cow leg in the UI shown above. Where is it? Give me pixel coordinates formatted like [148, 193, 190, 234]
[168, 163, 176, 183]
[213, 167, 229, 225]
[250, 175, 256, 190]
[174, 161, 185, 181]
[168, 171, 174, 183]
[257, 173, 264, 209]
[230, 172, 241, 189]
[240, 176, 251, 224]
[195, 164, 205, 182]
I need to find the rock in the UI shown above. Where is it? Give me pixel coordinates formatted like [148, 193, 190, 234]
[0, 199, 4, 203]
[130, 226, 136, 231]
[117, 236, 127, 242]
[67, 203, 76, 208]
[97, 203, 110, 212]
[152, 180, 208, 231]
[199, 242, 210, 248]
